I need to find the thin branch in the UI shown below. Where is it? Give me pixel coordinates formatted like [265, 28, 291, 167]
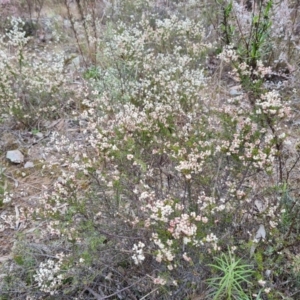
[84, 277, 146, 300]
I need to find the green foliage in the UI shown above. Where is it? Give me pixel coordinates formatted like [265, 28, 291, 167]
[0, 166, 9, 207]
[83, 66, 100, 80]
[207, 250, 255, 300]
[219, 0, 234, 45]
[224, 0, 272, 66]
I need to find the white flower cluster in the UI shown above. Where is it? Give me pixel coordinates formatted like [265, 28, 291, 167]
[33, 253, 65, 295]
[169, 213, 197, 241]
[153, 276, 167, 285]
[146, 199, 174, 223]
[175, 150, 211, 176]
[217, 45, 238, 63]
[4, 17, 31, 47]
[132, 241, 146, 265]
[3, 191, 13, 204]
[152, 233, 175, 264]
[0, 17, 77, 127]
[204, 233, 220, 251]
[257, 91, 290, 118]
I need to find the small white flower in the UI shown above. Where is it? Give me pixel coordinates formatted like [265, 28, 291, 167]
[258, 279, 266, 287]
[132, 241, 145, 265]
[127, 154, 134, 160]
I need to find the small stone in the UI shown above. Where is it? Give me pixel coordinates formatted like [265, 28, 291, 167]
[6, 150, 24, 164]
[24, 161, 34, 168]
[229, 87, 242, 97]
[72, 56, 81, 69]
[36, 132, 44, 139]
[265, 269, 271, 278]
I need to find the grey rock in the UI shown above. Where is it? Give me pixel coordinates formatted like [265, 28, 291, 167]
[35, 132, 44, 139]
[6, 150, 24, 164]
[24, 161, 34, 168]
[71, 56, 81, 69]
[229, 87, 243, 97]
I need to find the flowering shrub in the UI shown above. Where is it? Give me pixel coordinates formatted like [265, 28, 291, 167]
[33, 253, 66, 295]
[0, 17, 80, 128]
[1, 0, 300, 299]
